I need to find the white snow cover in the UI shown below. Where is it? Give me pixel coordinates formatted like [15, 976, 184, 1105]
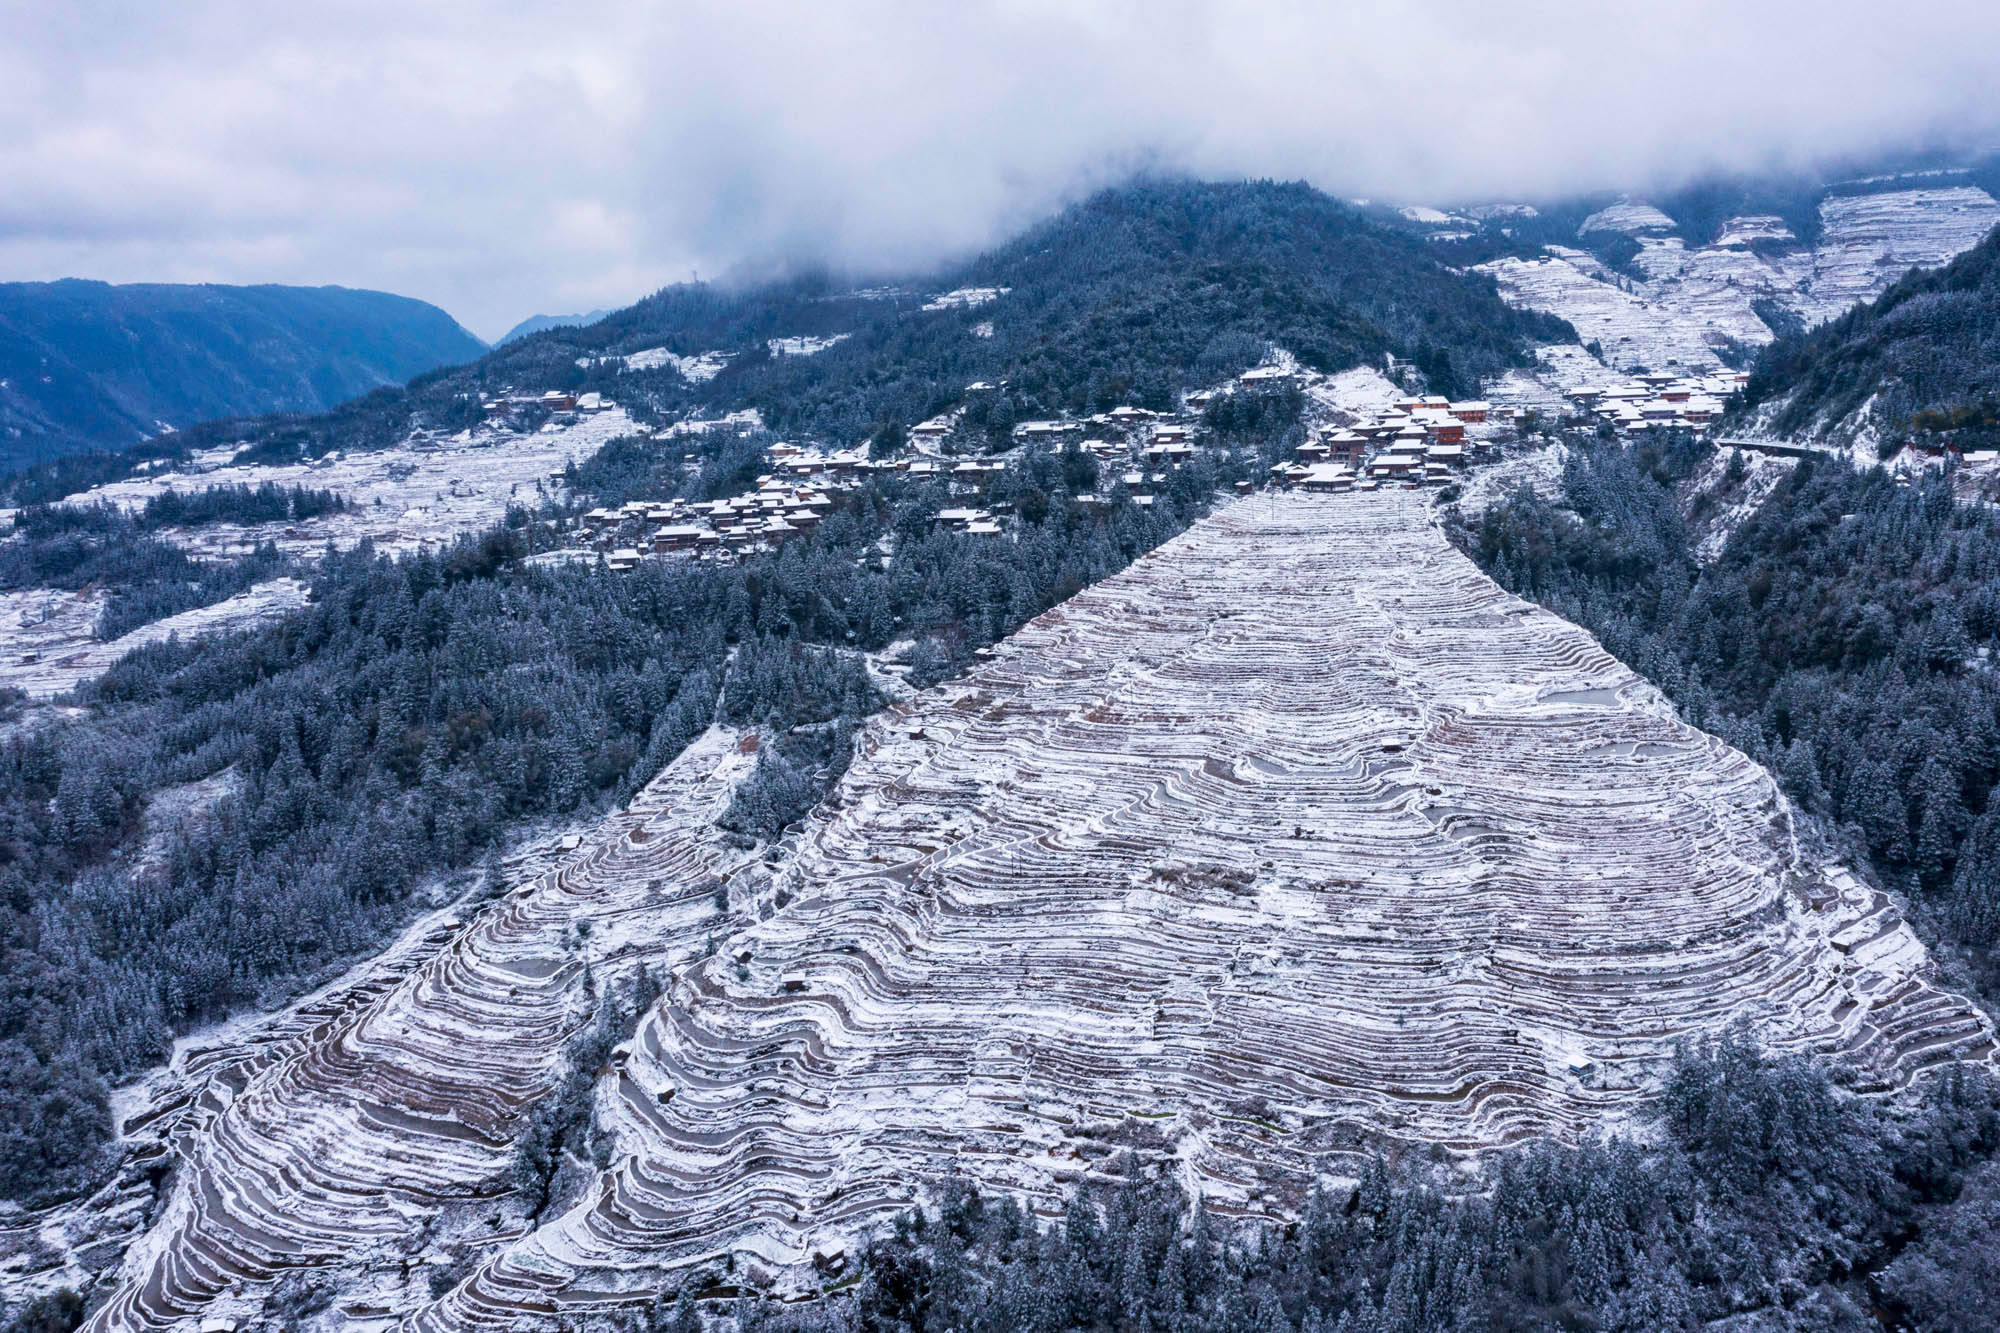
[1484, 343, 1625, 416]
[922, 286, 1009, 311]
[1798, 187, 2000, 325]
[1578, 200, 1676, 235]
[1478, 248, 1735, 372]
[663, 406, 764, 436]
[0, 579, 309, 699]
[85, 726, 764, 1333]
[616, 347, 730, 381]
[1453, 443, 1571, 518]
[1681, 447, 1799, 564]
[1478, 187, 2000, 376]
[766, 333, 851, 357]
[85, 492, 1992, 1331]
[1304, 366, 1403, 419]
[55, 409, 638, 560]
[1712, 214, 1795, 247]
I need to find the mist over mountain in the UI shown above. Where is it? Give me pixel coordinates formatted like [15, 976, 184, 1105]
[0, 280, 484, 467]
[12, 10, 2000, 1333]
[19, 179, 1561, 478]
[8, 2, 1998, 336]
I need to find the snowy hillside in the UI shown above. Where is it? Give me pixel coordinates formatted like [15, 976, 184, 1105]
[1475, 186, 2000, 374]
[84, 491, 1988, 1331]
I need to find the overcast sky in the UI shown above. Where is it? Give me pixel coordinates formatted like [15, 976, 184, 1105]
[3, 1, 1998, 341]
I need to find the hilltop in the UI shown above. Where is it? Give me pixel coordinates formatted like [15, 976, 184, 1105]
[0, 281, 485, 467]
[38, 179, 1569, 476]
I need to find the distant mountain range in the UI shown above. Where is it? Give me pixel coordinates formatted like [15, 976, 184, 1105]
[0, 280, 486, 467]
[497, 309, 611, 345]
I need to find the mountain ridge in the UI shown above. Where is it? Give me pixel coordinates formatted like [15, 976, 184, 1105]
[5, 179, 1573, 478]
[496, 308, 611, 345]
[0, 279, 486, 467]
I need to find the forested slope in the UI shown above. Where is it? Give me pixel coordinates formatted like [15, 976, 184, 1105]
[0, 281, 485, 467]
[0, 432, 1254, 1209]
[15, 180, 1571, 481]
[0, 179, 1573, 1324]
[1739, 223, 2000, 447]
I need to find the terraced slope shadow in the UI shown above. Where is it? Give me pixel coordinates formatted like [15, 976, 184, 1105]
[411, 490, 1994, 1329]
[83, 729, 760, 1332]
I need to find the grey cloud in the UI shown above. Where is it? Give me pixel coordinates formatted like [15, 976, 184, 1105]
[1, 0, 1996, 339]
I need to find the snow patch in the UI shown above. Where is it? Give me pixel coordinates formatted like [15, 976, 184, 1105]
[1712, 214, 1796, 247]
[1578, 200, 1676, 235]
[612, 347, 730, 381]
[922, 286, 1009, 312]
[55, 409, 637, 560]
[766, 334, 851, 357]
[0, 579, 310, 699]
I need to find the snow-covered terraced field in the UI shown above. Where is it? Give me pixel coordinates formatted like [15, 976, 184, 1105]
[82, 727, 761, 1333]
[1480, 246, 1739, 372]
[54, 409, 635, 560]
[0, 578, 309, 699]
[1478, 187, 2000, 378]
[86, 492, 1992, 1331]
[1801, 187, 2000, 325]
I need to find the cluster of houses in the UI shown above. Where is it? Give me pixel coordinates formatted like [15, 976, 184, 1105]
[583, 482, 834, 569]
[571, 353, 1647, 568]
[1273, 395, 1506, 491]
[481, 389, 615, 421]
[580, 437, 1028, 569]
[1561, 372, 1743, 433]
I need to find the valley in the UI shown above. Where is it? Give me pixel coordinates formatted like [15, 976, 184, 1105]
[67, 490, 1989, 1331]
